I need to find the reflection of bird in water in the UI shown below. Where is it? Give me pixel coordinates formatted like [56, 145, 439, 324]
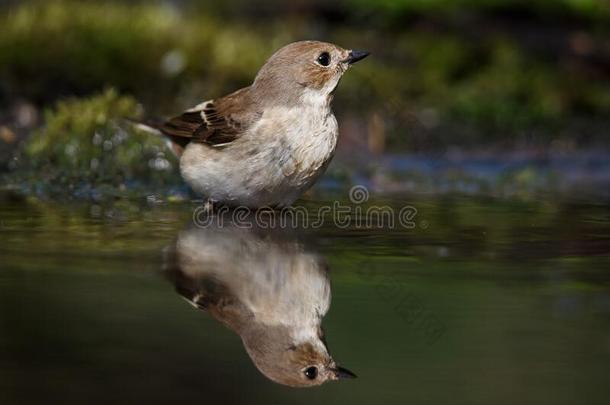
[164, 220, 356, 387]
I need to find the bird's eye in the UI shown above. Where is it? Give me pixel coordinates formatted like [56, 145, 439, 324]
[304, 366, 318, 380]
[317, 52, 331, 67]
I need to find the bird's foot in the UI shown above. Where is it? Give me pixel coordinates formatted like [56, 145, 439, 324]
[202, 198, 219, 214]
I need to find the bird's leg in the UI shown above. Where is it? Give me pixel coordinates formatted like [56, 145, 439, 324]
[202, 198, 218, 214]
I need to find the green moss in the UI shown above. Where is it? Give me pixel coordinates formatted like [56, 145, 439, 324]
[9, 89, 182, 199]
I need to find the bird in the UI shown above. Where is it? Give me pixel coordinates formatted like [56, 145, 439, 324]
[163, 214, 357, 387]
[135, 40, 369, 208]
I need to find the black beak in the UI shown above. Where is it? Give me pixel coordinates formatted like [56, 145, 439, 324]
[345, 50, 370, 64]
[332, 366, 357, 379]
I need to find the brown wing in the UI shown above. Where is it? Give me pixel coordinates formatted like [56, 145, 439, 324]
[158, 87, 259, 148]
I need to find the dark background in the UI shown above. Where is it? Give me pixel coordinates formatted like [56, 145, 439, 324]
[1, 3, 609, 404]
[1, 0, 609, 198]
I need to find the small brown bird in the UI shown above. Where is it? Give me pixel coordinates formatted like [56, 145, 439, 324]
[137, 41, 369, 207]
[164, 218, 356, 387]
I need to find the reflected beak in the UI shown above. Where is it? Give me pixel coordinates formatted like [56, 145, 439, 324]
[332, 366, 358, 379]
[344, 50, 370, 64]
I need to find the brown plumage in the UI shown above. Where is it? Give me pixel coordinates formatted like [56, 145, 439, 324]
[158, 87, 259, 149]
[135, 40, 369, 207]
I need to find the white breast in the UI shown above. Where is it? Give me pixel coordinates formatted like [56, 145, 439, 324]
[264, 104, 338, 178]
[180, 100, 338, 207]
[177, 226, 331, 329]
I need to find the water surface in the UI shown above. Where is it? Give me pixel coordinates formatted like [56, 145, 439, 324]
[1, 193, 609, 404]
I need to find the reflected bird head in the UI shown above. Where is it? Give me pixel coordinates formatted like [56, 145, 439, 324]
[242, 324, 356, 387]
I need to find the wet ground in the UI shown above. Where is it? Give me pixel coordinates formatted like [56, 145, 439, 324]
[1, 193, 609, 404]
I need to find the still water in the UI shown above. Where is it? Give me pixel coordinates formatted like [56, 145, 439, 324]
[1, 193, 609, 404]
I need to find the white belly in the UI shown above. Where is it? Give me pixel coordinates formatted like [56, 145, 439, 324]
[179, 107, 338, 207]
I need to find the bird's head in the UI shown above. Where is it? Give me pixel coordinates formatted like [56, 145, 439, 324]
[243, 325, 356, 387]
[253, 40, 369, 107]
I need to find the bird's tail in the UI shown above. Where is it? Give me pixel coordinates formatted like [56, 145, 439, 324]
[125, 118, 163, 135]
[124, 117, 185, 157]
[123, 117, 163, 135]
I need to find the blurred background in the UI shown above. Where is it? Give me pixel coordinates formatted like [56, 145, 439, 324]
[2, 2, 610, 404]
[1, 0, 609, 199]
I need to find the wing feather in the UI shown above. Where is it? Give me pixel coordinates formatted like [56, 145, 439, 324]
[157, 87, 258, 148]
